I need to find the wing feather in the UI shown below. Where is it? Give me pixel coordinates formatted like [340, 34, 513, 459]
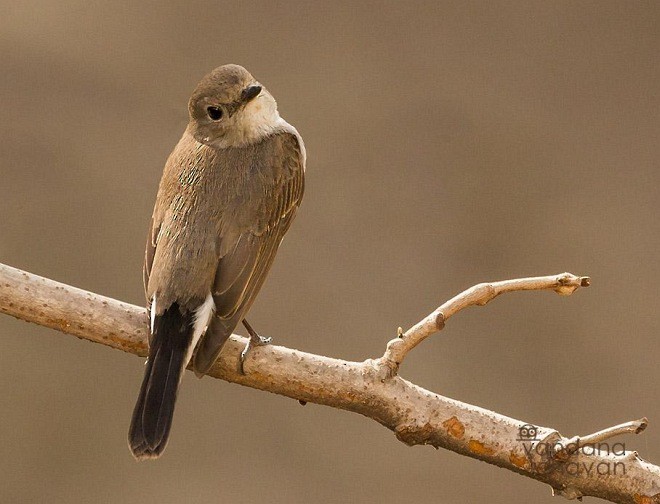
[192, 130, 305, 374]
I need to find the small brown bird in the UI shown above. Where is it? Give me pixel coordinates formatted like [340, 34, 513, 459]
[128, 64, 305, 460]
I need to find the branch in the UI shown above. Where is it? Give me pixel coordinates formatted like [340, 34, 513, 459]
[1, 263, 657, 503]
[381, 272, 591, 372]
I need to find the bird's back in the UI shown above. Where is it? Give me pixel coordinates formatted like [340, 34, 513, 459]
[145, 127, 304, 311]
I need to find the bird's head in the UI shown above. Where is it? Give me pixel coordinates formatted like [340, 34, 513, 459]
[187, 64, 281, 148]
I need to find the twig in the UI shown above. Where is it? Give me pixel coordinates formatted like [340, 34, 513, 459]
[0, 262, 657, 504]
[380, 272, 591, 373]
[555, 418, 649, 459]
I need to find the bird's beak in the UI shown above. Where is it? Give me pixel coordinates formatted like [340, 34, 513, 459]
[241, 85, 262, 103]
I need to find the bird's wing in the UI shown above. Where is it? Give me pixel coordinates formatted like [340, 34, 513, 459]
[193, 129, 305, 374]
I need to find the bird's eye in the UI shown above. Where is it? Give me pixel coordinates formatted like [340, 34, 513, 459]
[206, 106, 223, 121]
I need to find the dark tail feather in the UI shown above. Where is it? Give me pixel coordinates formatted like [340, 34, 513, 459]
[128, 303, 193, 460]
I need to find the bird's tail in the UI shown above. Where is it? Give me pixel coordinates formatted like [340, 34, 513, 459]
[128, 303, 193, 460]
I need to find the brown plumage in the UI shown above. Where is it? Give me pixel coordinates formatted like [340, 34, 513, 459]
[129, 64, 305, 460]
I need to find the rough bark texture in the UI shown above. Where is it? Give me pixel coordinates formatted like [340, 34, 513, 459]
[1, 262, 658, 503]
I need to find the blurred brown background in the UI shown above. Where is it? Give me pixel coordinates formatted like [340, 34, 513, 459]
[1, 1, 658, 502]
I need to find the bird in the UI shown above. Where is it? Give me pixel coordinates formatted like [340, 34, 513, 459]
[128, 64, 305, 460]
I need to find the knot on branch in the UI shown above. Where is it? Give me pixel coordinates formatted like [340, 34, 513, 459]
[434, 311, 446, 330]
[473, 283, 498, 306]
[370, 356, 399, 381]
[395, 421, 438, 447]
[519, 430, 564, 475]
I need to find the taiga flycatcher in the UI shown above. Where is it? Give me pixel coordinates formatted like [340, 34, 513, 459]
[128, 64, 305, 460]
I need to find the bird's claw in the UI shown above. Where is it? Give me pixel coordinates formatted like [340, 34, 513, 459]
[239, 325, 272, 375]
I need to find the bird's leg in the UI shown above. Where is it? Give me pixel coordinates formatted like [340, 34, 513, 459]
[242, 319, 272, 346]
[239, 319, 272, 374]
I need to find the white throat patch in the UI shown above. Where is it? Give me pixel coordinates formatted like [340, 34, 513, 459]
[218, 92, 284, 148]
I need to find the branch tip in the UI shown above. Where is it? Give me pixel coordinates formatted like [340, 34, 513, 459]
[635, 417, 648, 434]
[553, 273, 589, 296]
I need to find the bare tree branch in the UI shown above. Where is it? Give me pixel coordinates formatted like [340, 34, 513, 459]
[380, 272, 591, 373]
[1, 262, 657, 503]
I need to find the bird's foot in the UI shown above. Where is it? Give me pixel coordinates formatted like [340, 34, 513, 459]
[240, 319, 272, 374]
